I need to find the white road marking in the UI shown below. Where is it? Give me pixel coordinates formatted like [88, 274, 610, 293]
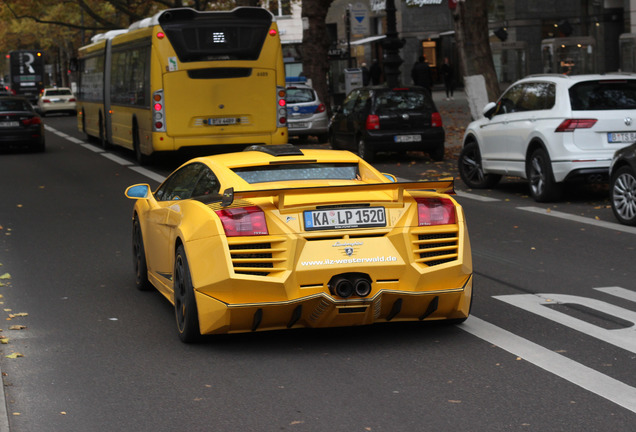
[518, 206, 636, 234]
[455, 190, 501, 202]
[101, 152, 134, 166]
[129, 166, 166, 183]
[595, 286, 636, 303]
[81, 143, 104, 153]
[494, 292, 636, 354]
[461, 316, 636, 414]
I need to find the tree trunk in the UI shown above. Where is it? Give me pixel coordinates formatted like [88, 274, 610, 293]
[302, 0, 335, 114]
[452, 0, 500, 101]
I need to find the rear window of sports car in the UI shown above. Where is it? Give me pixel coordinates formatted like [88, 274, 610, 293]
[233, 163, 360, 184]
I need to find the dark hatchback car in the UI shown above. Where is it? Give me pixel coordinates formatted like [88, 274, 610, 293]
[0, 96, 45, 152]
[609, 142, 636, 225]
[329, 86, 445, 162]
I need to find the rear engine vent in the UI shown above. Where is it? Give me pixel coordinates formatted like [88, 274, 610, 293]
[412, 230, 459, 267]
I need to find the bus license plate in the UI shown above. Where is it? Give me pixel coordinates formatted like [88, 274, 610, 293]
[208, 117, 237, 126]
[304, 207, 386, 231]
[394, 135, 422, 143]
[608, 132, 636, 143]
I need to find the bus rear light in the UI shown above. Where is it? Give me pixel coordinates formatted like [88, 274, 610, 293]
[269, 29, 278, 37]
[278, 99, 286, 107]
[276, 86, 287, 128]
[152, 90, 166, 132]
[155, 122, 163, 129]
[416, 198, 456, 226]
[156, 32, 165, 39]
[154, 103, 162, 111]
[215, 206, 268, 236]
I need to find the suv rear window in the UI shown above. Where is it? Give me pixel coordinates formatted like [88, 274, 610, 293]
[569, 80, 636, 110]
[375, 90, 434, 113]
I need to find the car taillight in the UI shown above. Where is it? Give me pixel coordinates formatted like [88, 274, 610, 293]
[42, 98, 51, 104]
[431, 112, 443, 127]
[366, 114, 380, 130]
[315, 103, 326, 114]
[416, 198, 456, 226]
[555, 119, 597, 132]
[22, 117, 42, 126]
[69, 98, 76, 102]
[215, 206, 268, 236]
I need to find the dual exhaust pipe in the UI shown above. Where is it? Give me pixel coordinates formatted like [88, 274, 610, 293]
[328, 273, 372, 298]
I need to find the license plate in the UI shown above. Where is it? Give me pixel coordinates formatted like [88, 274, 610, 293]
[208, 117, 237, 126]
[0, 121, 19, 128]
[608, 132, 636, 143]
[289, 122, 309, 129]
[304, 207, 386, 231]
[394, 134, 422, 143]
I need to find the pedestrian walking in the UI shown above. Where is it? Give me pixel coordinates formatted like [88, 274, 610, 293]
[411, 56, 432, 92]
[441, 57, 455, 100]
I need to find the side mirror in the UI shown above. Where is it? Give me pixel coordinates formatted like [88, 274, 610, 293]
[382, 173, 397, 183]
[125, 184, 150, 199]
[482, 101, 497, 119]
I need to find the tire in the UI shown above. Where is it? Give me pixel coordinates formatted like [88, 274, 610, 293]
[357, 136, 375, 162]
[458, 141, 501, 188]
[610, 165, 636, 226]
[132, 217, 152, 291]
[430, 144, 445, 162]
[316, 133, 329, 144]
[526, 147, 563, 202]
[98, 114, 110, 150]
[174, 245, 201, 343]
[328, 129, 339, 149]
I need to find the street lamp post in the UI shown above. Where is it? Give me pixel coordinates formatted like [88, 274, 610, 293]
[381, 0, 404, 87]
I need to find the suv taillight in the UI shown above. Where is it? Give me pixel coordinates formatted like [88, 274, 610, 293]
[215, 206, 268, 236]
[555, 119, 597, 132]
[366, 114, 380, 130]
[416, 198, 456, 226]
[431, 112, 443, 127]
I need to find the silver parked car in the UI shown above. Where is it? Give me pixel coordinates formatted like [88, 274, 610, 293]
[286, 84, 329, 143]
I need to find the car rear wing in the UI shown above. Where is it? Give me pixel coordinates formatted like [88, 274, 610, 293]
[220, 180, 455, 210]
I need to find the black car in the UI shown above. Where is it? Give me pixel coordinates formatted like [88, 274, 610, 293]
[329, 86, 445, 162]
[609, 142, 636, 225]
[0, 96, 45, 152]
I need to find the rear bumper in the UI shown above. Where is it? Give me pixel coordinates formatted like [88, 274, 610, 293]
[195, 275, 472, 335]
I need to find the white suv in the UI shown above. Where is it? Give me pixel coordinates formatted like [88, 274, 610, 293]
[458, 74, 636, 201]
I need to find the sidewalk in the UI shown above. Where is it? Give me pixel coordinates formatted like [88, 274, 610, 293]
[430, 87, 473, 153]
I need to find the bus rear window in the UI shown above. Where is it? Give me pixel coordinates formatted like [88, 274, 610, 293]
[158, 8, 272, 62]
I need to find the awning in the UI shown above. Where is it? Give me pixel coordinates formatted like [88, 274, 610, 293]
[350, 35, 387, 45]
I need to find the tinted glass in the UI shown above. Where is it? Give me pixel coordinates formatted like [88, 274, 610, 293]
[155, 163, 206, 201]
[159, 8, 272, 62]
[233, 163, 360, 184]
[0, 99, 32, 112]
[45, 89, 72, 96]
[495, 84, 526, 115]
[286, 88, 316, 103]
[515, 82, 555, 111]
[374, 90, 434, 113]
[569, 80, 636, 110]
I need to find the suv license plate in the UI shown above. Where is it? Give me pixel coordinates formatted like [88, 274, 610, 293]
[304, 207, 386, 231]
[608, 132, 636, 143]
[395, 135, 422, 143]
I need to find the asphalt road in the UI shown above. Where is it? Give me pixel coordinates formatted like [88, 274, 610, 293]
[0, 115, 634, 431]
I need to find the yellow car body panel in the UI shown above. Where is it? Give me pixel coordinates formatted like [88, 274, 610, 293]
[126, 146, 473, 339]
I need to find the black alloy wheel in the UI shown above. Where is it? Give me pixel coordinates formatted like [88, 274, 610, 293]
[174, 245, 201, 343]
[458, 141, 501, 188]
[526, 147, 563, 202]
[132, 218, 152, 290]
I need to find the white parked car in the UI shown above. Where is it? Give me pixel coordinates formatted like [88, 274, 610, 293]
[37, 87, 77, 116]
[458, 74, 636, 201]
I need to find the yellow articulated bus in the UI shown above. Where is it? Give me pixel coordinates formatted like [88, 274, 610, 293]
[77, 7, 288, 164]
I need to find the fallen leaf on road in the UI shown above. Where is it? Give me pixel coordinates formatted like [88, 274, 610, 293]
[5, 352, 23, 358]
[0, 273, 10, 280]
[9, 325, 26, 330]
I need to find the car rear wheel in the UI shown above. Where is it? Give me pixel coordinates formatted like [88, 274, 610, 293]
[357, 136, 375, 162]
[458, 141, 501, 188]
[526, 148, 563, 202]
[430, 144, 445, 162]
[610, 165, 636, 225]
[132, 218, 152, 291]
[174, 245, 201, 343]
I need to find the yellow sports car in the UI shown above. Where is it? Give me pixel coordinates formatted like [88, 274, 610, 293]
[125, 144, 473, 342]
